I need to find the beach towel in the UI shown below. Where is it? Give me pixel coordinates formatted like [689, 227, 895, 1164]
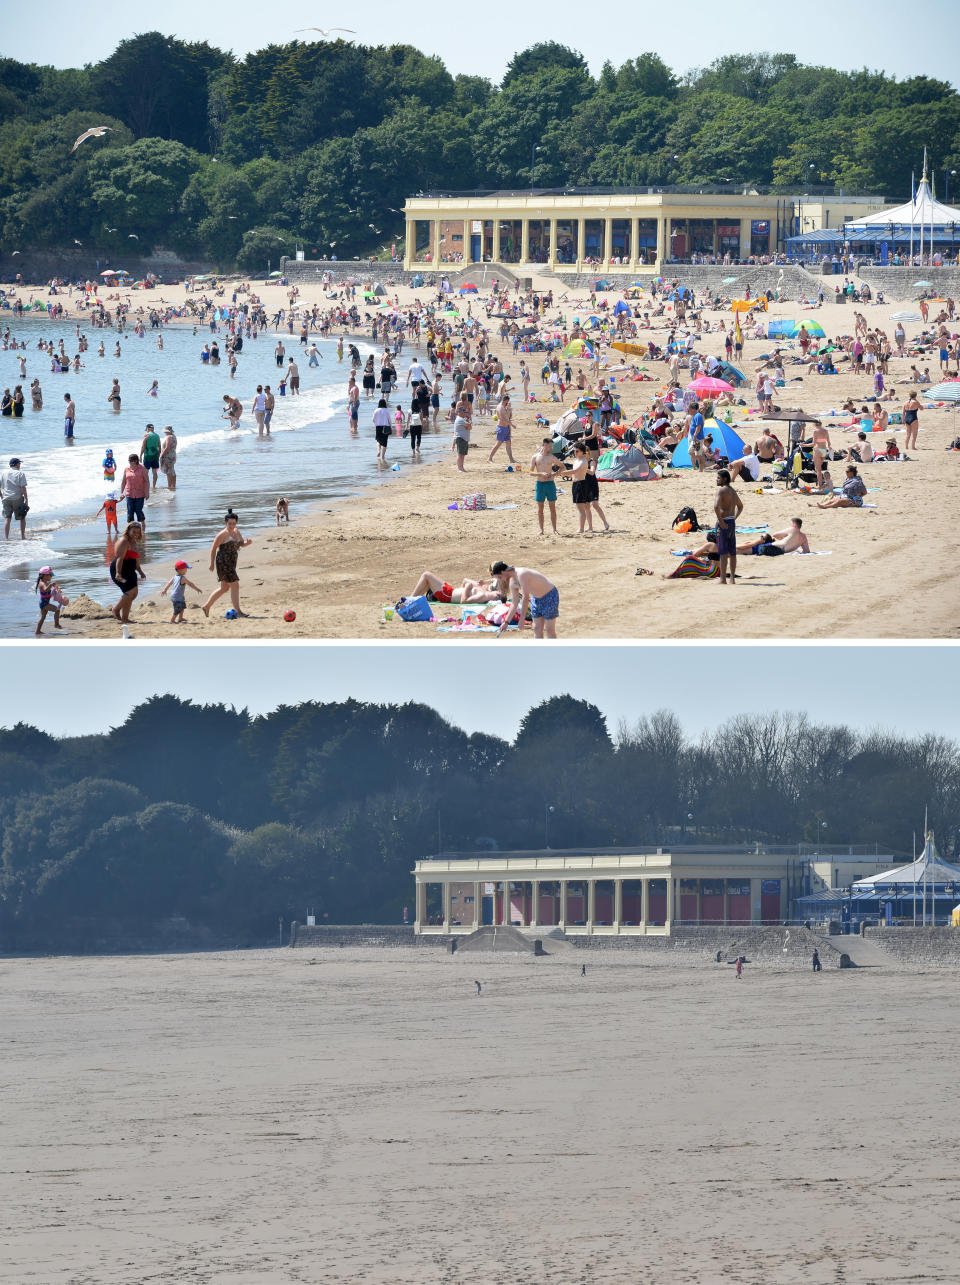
[788, 550, 833, 555]
[666, 555, 720, 580]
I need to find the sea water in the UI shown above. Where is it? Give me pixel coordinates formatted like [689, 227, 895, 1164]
[0, 318, 449, 634]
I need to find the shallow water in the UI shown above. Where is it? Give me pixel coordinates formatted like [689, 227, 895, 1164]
[0, 317, 446, 634]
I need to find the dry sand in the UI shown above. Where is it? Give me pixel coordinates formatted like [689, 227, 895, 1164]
[2, 946, 958, 1284]
[56, 275, 960, 639]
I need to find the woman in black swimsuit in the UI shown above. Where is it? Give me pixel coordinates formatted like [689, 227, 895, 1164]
[362, 356, 376, 399]
[568, 441, 609, 533]
[202, 508, 253, 618]
[109, 521, 146, 622]
[902, 392, 921, 452]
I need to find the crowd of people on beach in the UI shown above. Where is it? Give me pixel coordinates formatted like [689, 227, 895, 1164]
[2, 260, 958, 637]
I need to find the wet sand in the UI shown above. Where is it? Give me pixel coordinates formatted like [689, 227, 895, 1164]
[22, 276, 960, 639]
[2, 947, 958, 1283]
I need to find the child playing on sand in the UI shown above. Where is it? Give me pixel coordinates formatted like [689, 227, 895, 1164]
[95, 492, 119, 533]
[35, 566, 67, 635]
[160, 559, 200, 624]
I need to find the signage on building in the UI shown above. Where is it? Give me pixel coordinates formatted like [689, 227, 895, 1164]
[483, 882, 495, 894]
[471, 220, 483, 233]
[761, 879, 781, 894]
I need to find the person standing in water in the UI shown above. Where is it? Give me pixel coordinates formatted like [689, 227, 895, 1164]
[107, 379, 121, 413]
[140, 423, 161, 490]
[63, 392, 76, 441]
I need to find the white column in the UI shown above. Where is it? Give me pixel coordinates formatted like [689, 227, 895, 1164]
[521, 218, 530, 264]
[442, 881, 452, 927]
[751, 877, 762, 925]
[559, 881, 567, 930]
[614, 879, 622, 931]
[656, 217, 666, 266]
[531, 879, 540, 927]
[664, 877, 674, 930]
[641, 879, 649, 931]
[404, 220, 415, 270]
[631, 216, 640, 265]
[587, 880, 596, 932]
[548, 218, 558, 266]
[723, 882, 729, 926]
[474, 881, 482, 928]
[604, 217, 613, 267]
[740, 217, 752, 261]
[577, 217, 586, 268]
[492, 219, 501, 263]
[415, 879, 426, 930]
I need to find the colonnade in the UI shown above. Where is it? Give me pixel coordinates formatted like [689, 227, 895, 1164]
[414, 876, 772, 934]
[406, 215, 668, 271]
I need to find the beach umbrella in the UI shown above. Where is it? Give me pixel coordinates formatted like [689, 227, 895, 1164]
[912, 280, 933, 288]
[687, 375, 734, 394]
[890, 310, 922, 322]
[923, 382, 960, 402]
[722, 276, 738, 284]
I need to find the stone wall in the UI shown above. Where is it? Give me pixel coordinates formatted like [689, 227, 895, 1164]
[0, 249, 216, 286]
[568, 925, 845, 968]
[289, 923, 448, 948]
[863, 926, 960, 967]
[550, 263, 822, 298]
[853, 266, 960, 297]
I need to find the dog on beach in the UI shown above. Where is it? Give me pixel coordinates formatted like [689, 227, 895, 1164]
[276, 497, 290, 525]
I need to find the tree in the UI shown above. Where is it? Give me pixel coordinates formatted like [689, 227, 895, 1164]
[236, 226, 298, 274]
[503, 43, 589, 87]
[86, 137, 203, 249]
[91, 33, 230, 149]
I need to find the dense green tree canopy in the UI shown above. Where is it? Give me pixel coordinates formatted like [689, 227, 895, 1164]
[0, 37, 958, 268]
[0, 697, 957, 951]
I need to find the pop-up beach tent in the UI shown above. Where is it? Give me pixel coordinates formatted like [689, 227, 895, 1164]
[670, 417, 745, 468]
[596, 444, 656, 480]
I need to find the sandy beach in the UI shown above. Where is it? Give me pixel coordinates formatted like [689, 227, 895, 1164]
[25, 272, 959, 639]
[3, 945, 958, 1284]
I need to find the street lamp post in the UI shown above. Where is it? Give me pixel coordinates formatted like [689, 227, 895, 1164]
[816, 818, 827, 854]
[530, 143, 541, 191]
[946, 169, 957, 204]
[544, 803, 555, 848]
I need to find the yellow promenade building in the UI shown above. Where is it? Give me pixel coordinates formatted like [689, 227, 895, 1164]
[402, 190, 889, 274]
[413, 845, 898, 937]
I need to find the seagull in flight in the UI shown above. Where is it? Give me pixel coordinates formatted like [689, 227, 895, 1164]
[295, 26, 355, 37]
[128, 233, 139, 239]
[71, 125, 113, 152]
[105, 226, 118, 233]
[74, 239, 83, 246]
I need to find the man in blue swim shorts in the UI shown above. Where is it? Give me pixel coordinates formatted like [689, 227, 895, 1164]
[490, 561, 559, 638]
[713, 468, 743, 585]
[531, 437, 560, 534]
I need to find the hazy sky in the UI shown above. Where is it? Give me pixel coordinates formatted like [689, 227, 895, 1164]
[3, 644, 957, 742]
[7, 0, 957, 89]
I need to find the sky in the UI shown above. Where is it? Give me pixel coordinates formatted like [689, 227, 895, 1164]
[3, 643, 958, 742]
[6, 0, 958, 89]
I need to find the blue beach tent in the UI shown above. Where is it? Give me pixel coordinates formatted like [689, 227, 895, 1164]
[670, 417, 746, 468]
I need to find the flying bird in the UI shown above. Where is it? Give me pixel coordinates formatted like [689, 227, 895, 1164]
[295, 26, 355, 37]
[11, 250, 20, 255]
[71, 126, 113, 152]
[128, 234, 139, 239]
[105, 226, 117, 233]
[74, 239, 82, 246]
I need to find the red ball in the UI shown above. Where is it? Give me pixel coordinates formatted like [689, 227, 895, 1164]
[283, 610, 296, 622]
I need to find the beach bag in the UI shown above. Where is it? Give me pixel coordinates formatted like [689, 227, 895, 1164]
[672, 505, 699, 532]
[394, 595, 433, 622]
[462, 492, 487, 510]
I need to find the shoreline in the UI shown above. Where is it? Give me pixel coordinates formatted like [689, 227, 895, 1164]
[12, 274, 955, 641]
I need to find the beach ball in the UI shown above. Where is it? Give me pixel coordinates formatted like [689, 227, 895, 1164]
[284, 610, 296, 622]
[225, 608, 238, 620]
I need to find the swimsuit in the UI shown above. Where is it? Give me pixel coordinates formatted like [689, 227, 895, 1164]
[716, 517, 736, 556]
[535, 479, 557, 503]
[215, 538, 241, 583]
[531, 586, 560, 620]
[110, 551, 139, 594]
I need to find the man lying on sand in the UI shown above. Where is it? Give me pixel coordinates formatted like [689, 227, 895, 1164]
[408, 571, 501, 605]
[687, 518, 810, 560]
